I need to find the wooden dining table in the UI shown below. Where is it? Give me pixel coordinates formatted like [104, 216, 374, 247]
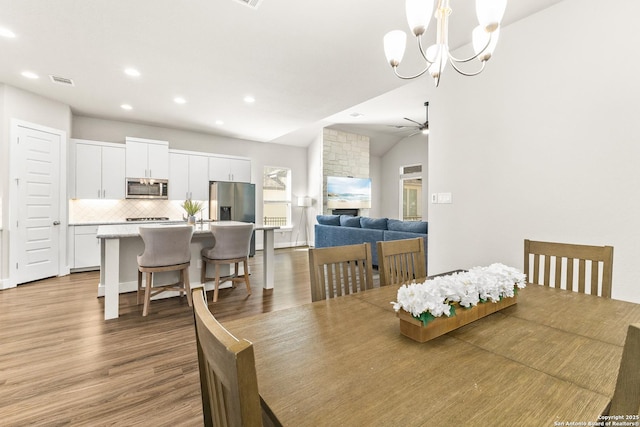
[223, 284, 640, 426]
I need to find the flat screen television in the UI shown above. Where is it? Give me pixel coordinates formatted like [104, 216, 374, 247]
[326, 176, 371, 209]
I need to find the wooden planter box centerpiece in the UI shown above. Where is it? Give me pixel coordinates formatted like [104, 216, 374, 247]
[397, 295, 517, 343]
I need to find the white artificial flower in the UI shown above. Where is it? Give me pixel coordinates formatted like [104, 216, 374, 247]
[391, 263, 526, 318]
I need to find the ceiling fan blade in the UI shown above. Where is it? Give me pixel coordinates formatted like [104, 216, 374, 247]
[403, 117, 424, 126]
[389, 124, 419, 129]
[407, 130, 422, 137]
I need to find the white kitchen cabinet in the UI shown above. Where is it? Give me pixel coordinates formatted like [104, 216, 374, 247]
[169, 152, 189, 200]
[73, 139, 125, 199]
[208, 156, 251, 183]
[189, 154, 209, 199]
[169, 151, 209, 201]
[74, 225, 100, 270]
[125, 137, 169, 179]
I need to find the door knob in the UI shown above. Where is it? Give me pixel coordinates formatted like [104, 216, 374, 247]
[53, 221, 60, 226]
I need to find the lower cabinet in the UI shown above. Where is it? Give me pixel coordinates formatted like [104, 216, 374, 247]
[74, 225, 100, 270]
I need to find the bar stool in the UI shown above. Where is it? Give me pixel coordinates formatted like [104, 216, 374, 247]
[137, 225, 194, 316]
[201, 222, 254, 302]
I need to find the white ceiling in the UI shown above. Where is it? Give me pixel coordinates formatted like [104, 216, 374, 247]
[0, 0, 564, 156]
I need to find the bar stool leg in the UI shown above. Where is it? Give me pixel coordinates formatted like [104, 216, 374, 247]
[143, 271, 153, 316]
[213, 264, 220, 303]
[137, 269, 143, 305]
[243, 259, 251, 295]
[184, 267, 192, 306]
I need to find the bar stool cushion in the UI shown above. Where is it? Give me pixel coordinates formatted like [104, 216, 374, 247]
[137, 225, 194, 316]
[201, 222, 254, 302]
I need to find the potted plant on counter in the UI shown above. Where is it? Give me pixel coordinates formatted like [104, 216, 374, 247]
[181, 199, 203, 225]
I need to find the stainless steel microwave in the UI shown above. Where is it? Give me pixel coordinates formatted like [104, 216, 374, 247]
[125, 178, 168, 199]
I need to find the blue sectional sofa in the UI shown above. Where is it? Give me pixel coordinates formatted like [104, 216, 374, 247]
[314, 215, 428, 269]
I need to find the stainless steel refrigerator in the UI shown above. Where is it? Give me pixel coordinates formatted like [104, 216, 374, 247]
[209, 181, 256, 255]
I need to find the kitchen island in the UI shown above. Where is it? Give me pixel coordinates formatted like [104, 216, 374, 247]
[96, 221, 278, 320]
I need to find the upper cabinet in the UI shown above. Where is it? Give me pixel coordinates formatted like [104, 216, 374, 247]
[125, 137, 169, 179]
[208, 156, 251, 183]
[72, 139, 125, 199]
[169, 151, 209, 200]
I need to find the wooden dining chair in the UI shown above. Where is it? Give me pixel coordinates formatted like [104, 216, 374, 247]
[192, 288, 280, 427]
[308, 243, 374, 302]
[377, 237, 426, 286]
[604, 323, 640, 416]
[524, 239, 614, 298]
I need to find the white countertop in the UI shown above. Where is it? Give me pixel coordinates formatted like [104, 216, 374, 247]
[70, 219, 212, 226]
[96, 221, 279, 239]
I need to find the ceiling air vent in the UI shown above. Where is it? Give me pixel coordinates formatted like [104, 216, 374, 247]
[233, 0, 262, 9]
[49, 75, 75, 87]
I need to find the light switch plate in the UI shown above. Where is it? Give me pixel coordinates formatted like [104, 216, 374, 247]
[437, 192, 452, 204]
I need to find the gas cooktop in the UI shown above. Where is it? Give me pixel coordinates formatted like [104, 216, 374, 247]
[125, 217, 170, 222]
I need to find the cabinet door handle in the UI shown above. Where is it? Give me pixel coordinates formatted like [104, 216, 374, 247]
[103, 189, 106, 198]
[98, 189, 101, 198]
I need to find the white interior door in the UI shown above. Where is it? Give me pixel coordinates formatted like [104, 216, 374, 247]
[12, 123, 62, 284]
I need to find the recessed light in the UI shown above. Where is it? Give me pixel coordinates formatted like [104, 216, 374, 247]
[215, 120, 224, 125]
[244, 95, 255, 103]
[174, 97, 186, 104]
[349, 112, 364, 118]
[21, 71, 39, 79]
[121, 104, 133, 110]
[124, 68, 140, 77]
[0, 27, 16, 38]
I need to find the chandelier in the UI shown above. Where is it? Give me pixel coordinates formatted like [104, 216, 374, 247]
[383, 0, 507, 87]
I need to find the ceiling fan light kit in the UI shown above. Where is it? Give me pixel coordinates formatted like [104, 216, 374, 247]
[384, 0, 506, 87]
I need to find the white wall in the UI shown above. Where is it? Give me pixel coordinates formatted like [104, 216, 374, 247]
[306, 131, 323, 247]
[380, 134, 429, 220]
[72, 115, 308, 249]
[428, 0, 640, 302]
[369, 154, 382, 218]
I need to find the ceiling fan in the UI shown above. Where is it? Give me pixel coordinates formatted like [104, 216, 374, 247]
[392, 101, 429, 137]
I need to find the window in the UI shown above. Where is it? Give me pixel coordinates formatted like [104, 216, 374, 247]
[263, 166, 291, 226]
[401, 164, 422, 221]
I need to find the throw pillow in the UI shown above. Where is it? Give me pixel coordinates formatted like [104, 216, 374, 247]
[360, 217, 388, 230]
[340, 215, 361, 228]
[387, 219, 427, 234]
[316, 215, 341, 226]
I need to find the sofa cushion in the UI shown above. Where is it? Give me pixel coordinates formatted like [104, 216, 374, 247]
[340, 215, 361, 228]
[314, 224, 385, 265]
[360, 217, 388, 230]
[387, 219, 427, 234]
[316, 215, 340, 226]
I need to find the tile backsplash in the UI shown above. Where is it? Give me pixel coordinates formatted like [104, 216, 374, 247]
[69, 199, 209, 223]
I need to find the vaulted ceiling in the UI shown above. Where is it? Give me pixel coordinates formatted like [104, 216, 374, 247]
[0, 0, 564, 155]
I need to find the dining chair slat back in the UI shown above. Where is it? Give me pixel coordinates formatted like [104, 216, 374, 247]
[524, 239, 613, 298]
[308, 243, 374, 302]
[192, 287, 266, 427]
[377, 237, 426, 286]
[607, 323, 640, 416]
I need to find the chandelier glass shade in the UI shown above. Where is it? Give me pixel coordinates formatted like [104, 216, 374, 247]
[384, 0, 507, 87]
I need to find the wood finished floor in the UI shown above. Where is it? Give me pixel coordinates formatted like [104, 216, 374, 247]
[0, 247, 346, 426]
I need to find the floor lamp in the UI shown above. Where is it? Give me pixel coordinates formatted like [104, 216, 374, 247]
[294, 196, 312, 247]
